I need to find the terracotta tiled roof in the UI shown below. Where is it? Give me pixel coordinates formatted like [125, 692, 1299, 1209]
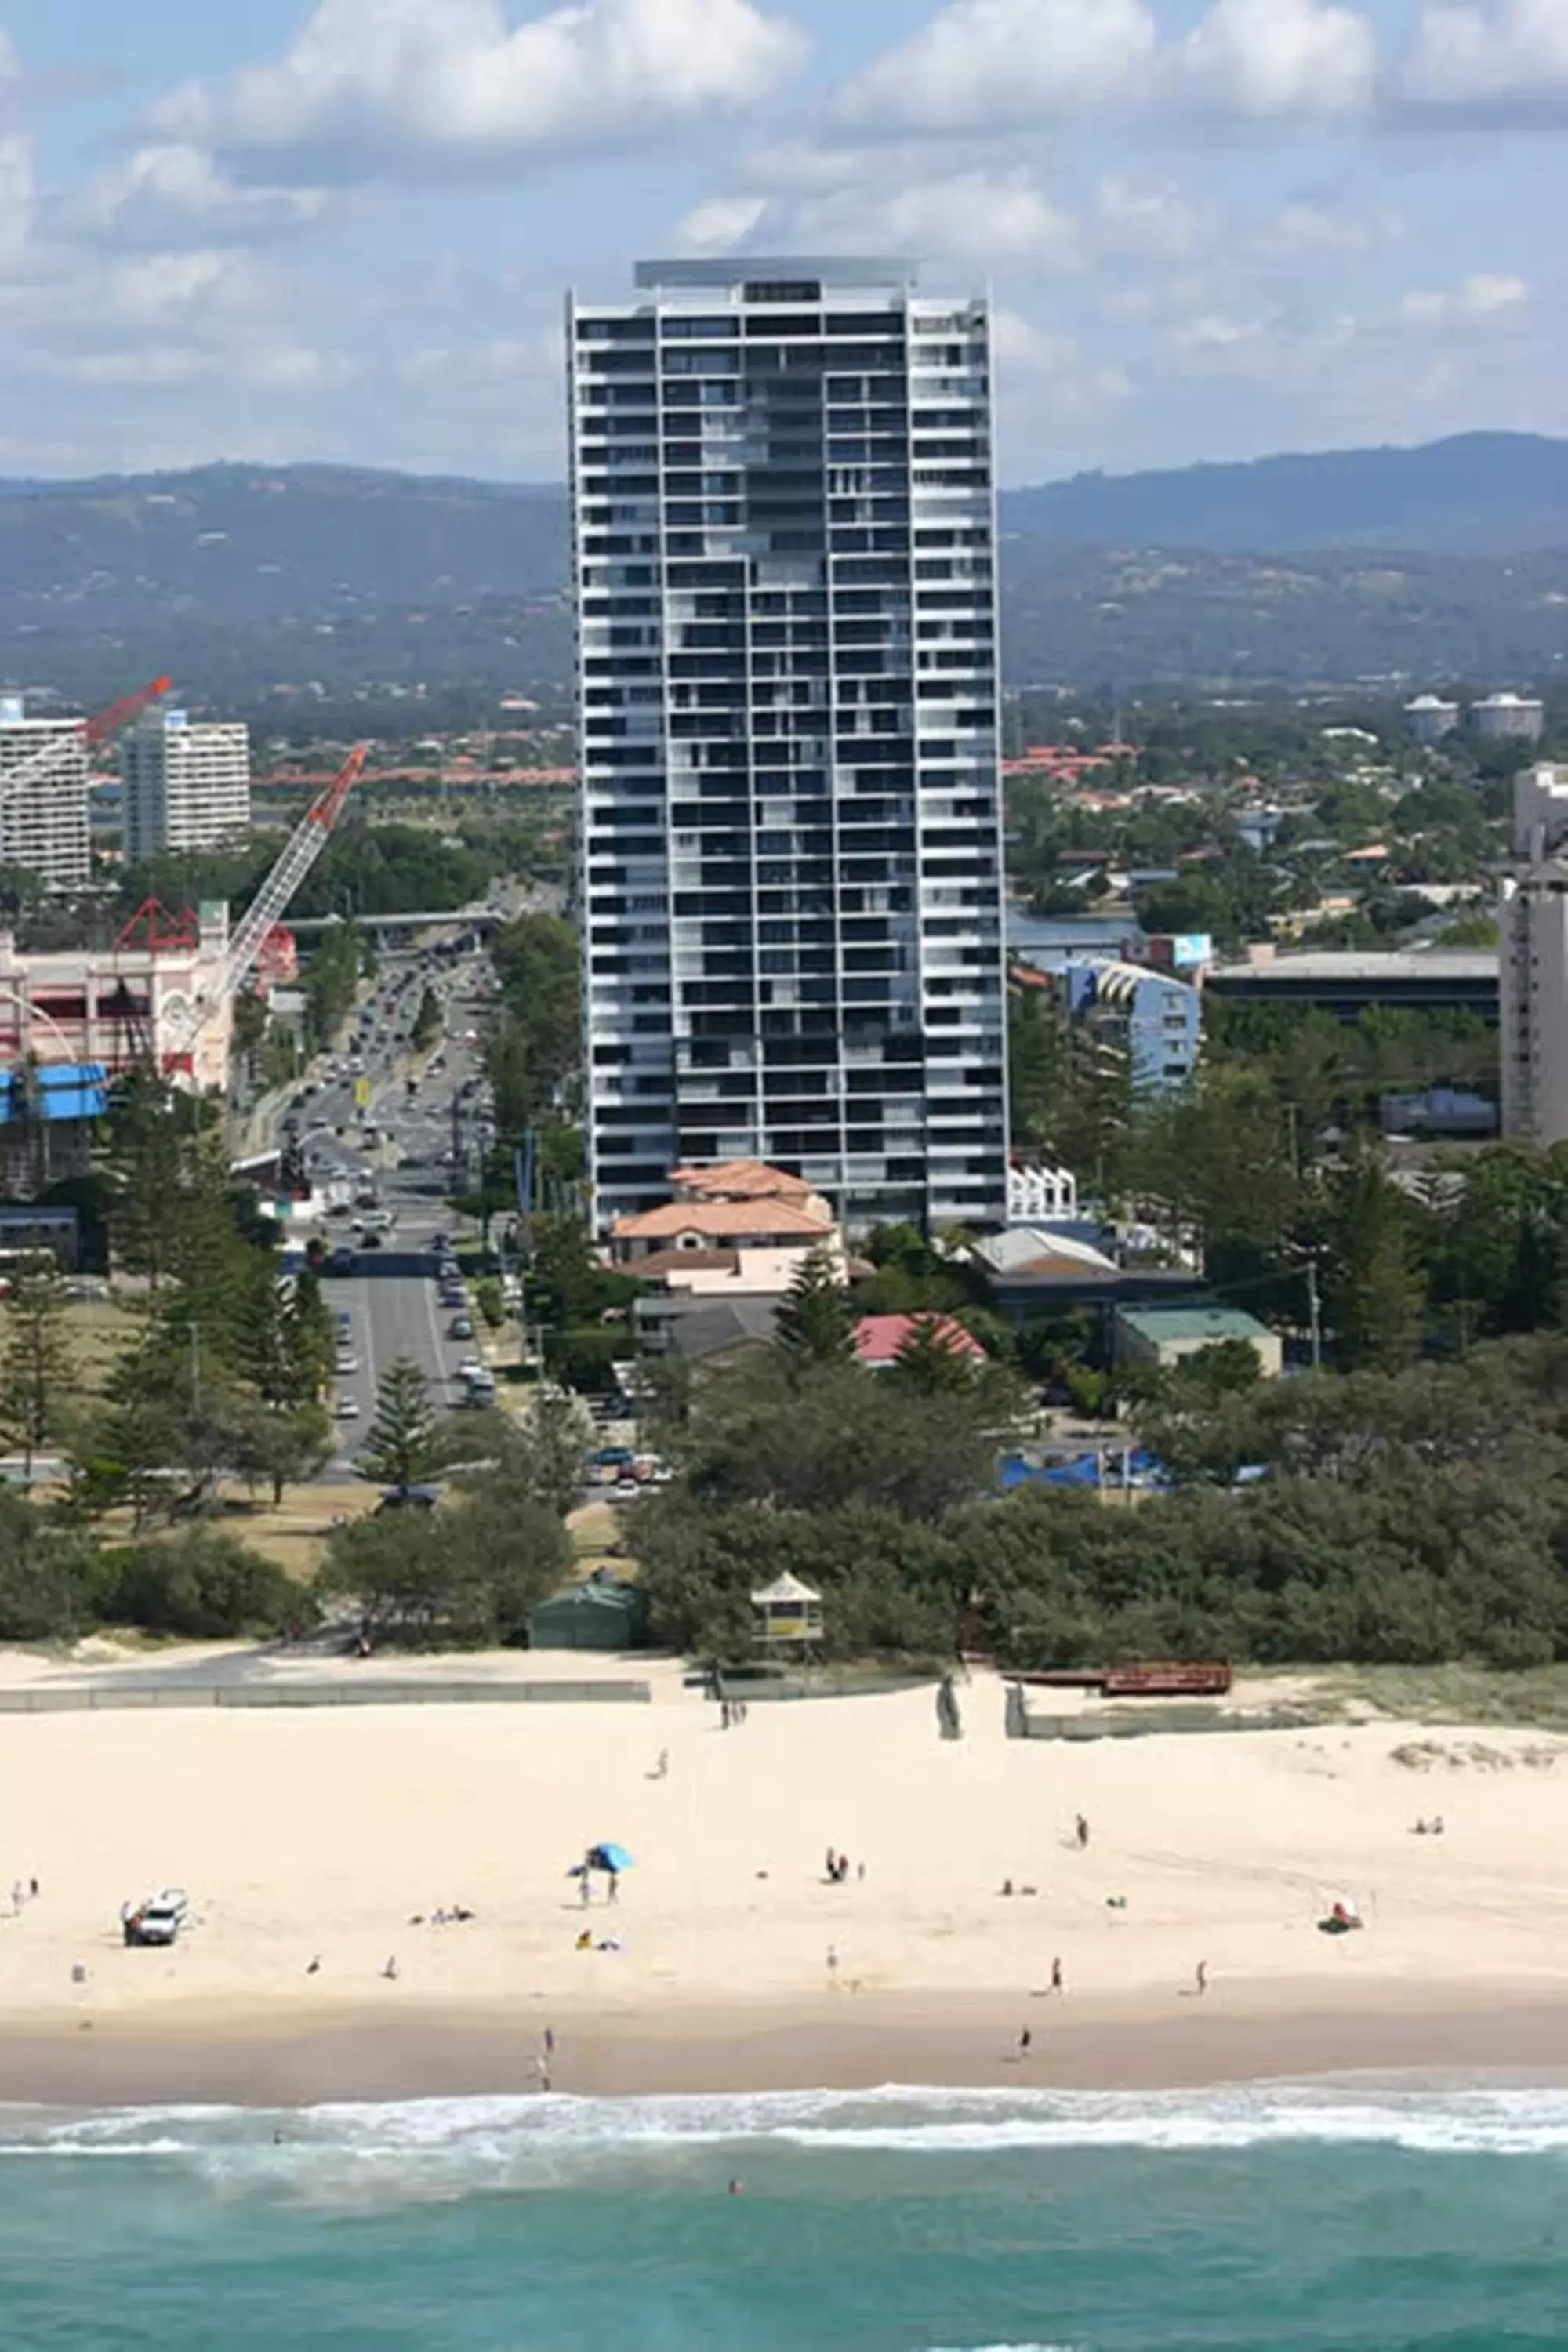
[853, 1312, 988, 1367]
[612, 1200, 833, 1241]
[667, 1158, 814, 1202]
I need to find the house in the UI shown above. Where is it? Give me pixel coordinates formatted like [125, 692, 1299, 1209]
[1114, 1304, 1283, 1378]
[853, 1312, 988, 1370]
[616, 1157, 848, 1356]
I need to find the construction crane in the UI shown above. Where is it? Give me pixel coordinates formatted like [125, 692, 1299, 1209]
[160, 742, 369, 1073]
[0, 677, 173, 817]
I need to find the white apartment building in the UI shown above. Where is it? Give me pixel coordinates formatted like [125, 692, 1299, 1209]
[0, 699, 91, 891]
[1471, 691, 1545, 743]
[122, 710, 251, 862]
[568, 256, 1008, 1234]
[1501, 763, 1568, 1146]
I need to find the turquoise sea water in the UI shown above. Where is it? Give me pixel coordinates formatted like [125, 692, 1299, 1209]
[2, 2078, 1566, 2348]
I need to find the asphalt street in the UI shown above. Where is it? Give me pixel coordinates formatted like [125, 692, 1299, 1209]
[275, 947, 500, 1473]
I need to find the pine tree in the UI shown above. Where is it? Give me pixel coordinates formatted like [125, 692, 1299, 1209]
[774, 1242, 857, 1370]
[360, 1356, 437, 1493]
[888, 1315, 978, 1397]
[0, 1261, 73, 1486]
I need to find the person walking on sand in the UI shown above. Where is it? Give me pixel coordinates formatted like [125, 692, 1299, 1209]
[1075, 1813, 1090, 1850]
[1051, 1956, 1063, 1995]
[383, 1955, 399, 1981]
[826, 1943, 840, 1987]
[1195, 1960, 1208, 1997]
[1018, 2026, 1033, 2059]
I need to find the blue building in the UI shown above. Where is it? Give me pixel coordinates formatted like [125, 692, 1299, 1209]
[1013, 949, 1200, 1094]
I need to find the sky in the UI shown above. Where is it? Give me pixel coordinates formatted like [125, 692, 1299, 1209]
[2, 0, 1567, 485]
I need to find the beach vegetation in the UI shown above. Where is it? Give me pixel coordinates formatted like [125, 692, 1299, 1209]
[0, 1261, 75, 1486]
[633, 1335, 1568, 1674]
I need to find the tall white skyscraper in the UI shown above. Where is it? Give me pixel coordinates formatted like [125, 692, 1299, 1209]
[0, 699, 91, 891]
[568, 257, 1007, 1233]
[122, 712, 252, 862]
[1501, 762, 1568, 1146]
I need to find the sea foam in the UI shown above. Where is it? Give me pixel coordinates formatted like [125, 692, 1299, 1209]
[5, 2077, 1568, 2183]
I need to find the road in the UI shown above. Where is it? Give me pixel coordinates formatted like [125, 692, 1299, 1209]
[272, 948, 502, 1474]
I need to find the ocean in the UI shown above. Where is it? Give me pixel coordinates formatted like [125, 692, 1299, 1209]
[2, 2078, 1566, 2348]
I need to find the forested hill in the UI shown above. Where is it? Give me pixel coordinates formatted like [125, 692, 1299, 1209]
[7, 434, 1568, 700]
[1005, 433, 1568, 557]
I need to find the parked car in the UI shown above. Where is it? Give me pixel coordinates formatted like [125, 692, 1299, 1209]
[335, 1352, 360, 1376]
[449, 1315, 474, 1340]
[122, 1889, 187, 1947]
[335, 1395, 360, 1420]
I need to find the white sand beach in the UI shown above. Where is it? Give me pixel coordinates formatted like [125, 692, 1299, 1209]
[1, 1653, 1566, 2097]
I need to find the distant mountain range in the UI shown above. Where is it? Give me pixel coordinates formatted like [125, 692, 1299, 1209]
[5, 433, 1568, 703]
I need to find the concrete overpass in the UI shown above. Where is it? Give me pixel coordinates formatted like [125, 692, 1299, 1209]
[288, 904, 507, 941]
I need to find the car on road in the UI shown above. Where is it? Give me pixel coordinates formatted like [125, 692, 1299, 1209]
[335, 1395, 360, 1420]
[335, 1351, 360, 1374]
[449, 1315, 474, 1340]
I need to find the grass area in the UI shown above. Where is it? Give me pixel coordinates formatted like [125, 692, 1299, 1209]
[567, 1497, 632, 1583]
[58, 1296, 143, 1396]
[215, 1483, 380, 1580]
[1312, 1662, 1568, 1731]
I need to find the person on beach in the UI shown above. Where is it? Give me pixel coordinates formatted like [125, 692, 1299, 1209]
[543, 2026, 555, 2058]
[1195, 1960, 1208, 1996]
[826, 1943, 840, 1986]
[1018, 2027, 1032, 2059]
[654, 1749, 669, 1779]
[1075, 1814, 1090, 1850]
[579, 1869, 590, 1907]
[1051, 1957, 1063, 1994]
[383, 1955, 399, 1980]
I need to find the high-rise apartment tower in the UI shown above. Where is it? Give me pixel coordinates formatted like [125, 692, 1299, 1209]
[1501, 762, 1568, 1146]
[122, 711, 251, 862]
[568, 257, 1007, 1233]
[0, 699, 91, 891]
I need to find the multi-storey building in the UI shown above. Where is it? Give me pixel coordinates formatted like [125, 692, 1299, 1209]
[568, 256, 1008, 1234]
[0, 905, 235, 1097]
[1470, 691, 1545, 743]
[0, 699, 91, 891]
[122, 710, 251, 861]
[1501, 763, 1568, 1146]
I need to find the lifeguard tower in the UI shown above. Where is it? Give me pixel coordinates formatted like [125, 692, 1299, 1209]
[750, 1572, 823, 1653]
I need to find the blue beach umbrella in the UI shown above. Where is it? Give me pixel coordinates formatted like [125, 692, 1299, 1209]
[590, 1842, 635, 1873]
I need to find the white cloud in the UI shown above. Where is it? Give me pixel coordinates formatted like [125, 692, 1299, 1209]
[1401, 0, 1568, 110]
[1178, 0, 1377, 118]
[154, 0, 808, 180]
[990, 307, 1131, 412]
[1251, 196, 1403, 257]
[677, 194, 768, 252]
[0, 32, 33, 269]
[832, 0, 1157, 133]
[832, 0, 1386, 133]
[82, 146, 332, 248]
[1399, 270, 1529, 325]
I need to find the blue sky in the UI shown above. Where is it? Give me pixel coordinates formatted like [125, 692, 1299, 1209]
[2, 0, 1566, 483]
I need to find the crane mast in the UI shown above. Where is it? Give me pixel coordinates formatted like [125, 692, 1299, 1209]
[161, 742, 368, 1070]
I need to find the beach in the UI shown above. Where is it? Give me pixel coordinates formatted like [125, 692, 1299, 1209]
[2, 1653, 1567, 2101]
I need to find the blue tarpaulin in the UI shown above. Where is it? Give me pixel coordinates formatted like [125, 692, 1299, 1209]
[0, 1063, 107, 1125]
